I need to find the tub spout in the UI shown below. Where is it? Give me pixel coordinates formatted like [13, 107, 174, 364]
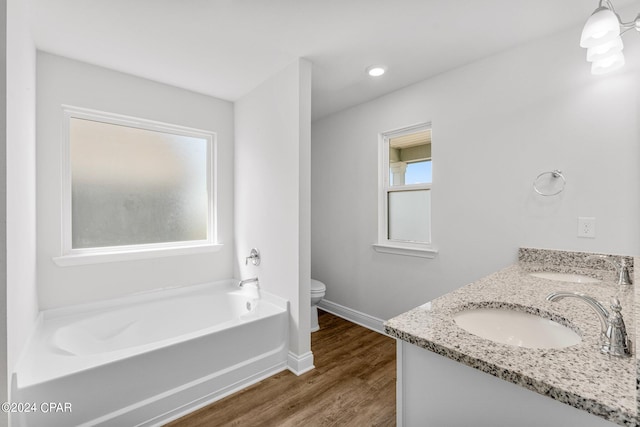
[239, 277, 259, 288]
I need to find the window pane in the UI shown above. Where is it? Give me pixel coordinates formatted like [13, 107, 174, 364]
[405, 160, 432, 185]
[388, 189, 431, 243]
[70, 118, 209, 249]
[389, 129, 431, 186]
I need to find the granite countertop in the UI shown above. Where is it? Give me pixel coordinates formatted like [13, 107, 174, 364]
[384, 248, 637, 427]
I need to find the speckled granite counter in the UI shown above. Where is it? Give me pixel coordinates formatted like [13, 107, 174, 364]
[385, 248, 637, 426]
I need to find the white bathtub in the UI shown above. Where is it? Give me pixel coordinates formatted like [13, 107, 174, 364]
[11, 280, 289, 427]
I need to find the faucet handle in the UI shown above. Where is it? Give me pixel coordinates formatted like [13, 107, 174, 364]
[610, 297, 622, 311]
[616, 258, 633, 286]
[245, 248, 261, 266]
[602, 297, 632, 357]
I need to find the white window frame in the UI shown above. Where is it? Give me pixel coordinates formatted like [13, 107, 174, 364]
[53, 105, 222, 266]
[373, 122, 438, 258]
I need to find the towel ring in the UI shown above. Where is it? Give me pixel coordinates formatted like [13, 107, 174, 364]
[533, 170, 566, 196]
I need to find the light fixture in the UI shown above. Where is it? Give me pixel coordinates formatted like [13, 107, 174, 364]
[366, 65, 386, 77]
[586, 37, 623, 62]
[580, 0, 640, 75]
[591, 50, 625, 74]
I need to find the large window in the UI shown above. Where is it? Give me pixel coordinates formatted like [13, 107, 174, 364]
[374, 123, 437, 258]
[55, 106, 220, 265]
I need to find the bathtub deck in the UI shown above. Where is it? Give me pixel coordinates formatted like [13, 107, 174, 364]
[166, 310, 396, 426]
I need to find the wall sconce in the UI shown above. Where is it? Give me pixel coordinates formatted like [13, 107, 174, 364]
[580, 0, 640, 74]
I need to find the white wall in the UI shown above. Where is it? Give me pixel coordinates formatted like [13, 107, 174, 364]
[6, 1, 37, 423]
[311, 24, 640, 321]
[235, 59, 312, 367]
[36, 52, 235, 309]
[0, 5, 7, 426]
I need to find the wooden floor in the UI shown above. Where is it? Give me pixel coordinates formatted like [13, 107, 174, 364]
[165, 310, 396, 427]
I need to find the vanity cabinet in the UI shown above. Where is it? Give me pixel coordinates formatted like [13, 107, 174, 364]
[386, 250, 637, 427]
[398, 341, 619, 427]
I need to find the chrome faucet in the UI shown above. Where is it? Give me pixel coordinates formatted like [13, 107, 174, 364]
[238, 277, 259, 288]
[586, 254, 633, 286]
[245, 248, 261, 266]
[546, 291, 632, 357]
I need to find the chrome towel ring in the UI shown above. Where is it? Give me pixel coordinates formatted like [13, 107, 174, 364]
[533, 170, 566, 196]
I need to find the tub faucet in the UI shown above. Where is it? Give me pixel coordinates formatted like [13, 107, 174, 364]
[238, 277, 259, 288]
[245, 248, 261, 266]
[585, 254, 633, 286]
[546, 291, 632, 357]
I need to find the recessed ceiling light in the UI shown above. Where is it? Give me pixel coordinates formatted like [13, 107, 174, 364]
[366, 65, 386, 77]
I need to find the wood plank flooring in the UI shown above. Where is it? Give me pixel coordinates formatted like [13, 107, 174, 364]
[165, 310, 396, 427]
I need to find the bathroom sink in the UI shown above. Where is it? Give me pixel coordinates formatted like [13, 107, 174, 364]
[529, 272, 601, 283]
[453, 308, 581, 349]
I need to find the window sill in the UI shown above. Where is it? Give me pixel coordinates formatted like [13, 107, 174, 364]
[372, 244, 438, 259]
[53, 243, 223, 266]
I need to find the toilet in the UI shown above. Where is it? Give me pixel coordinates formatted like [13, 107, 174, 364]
[310, 279, 326, 332]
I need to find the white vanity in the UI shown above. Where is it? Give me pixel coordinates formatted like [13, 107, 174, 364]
[385, 248, 638, 427]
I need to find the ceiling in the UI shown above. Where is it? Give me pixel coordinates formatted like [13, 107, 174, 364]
[30, 0, 636, 121]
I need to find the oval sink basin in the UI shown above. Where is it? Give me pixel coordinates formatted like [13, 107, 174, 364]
[453, 308, 581, 349]
[529, 272, 601, 284]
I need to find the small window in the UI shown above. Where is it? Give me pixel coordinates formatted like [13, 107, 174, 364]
[56, 106, 220, 265]
[375, 123, 437, 258]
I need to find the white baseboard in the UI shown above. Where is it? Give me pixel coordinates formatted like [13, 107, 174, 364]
[317, 299, 386, 334]
[287, 351, 315, 376]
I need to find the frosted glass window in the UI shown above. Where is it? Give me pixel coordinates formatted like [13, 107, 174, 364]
[69, 116, 212, 249]
[388, 189, 431, 243]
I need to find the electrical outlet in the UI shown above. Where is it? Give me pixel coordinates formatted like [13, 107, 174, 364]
[577, 217, 596, 238]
